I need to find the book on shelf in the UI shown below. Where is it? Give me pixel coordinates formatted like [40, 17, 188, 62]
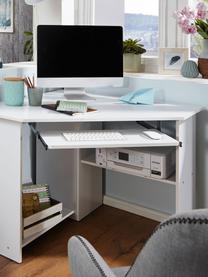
[39, 198, 50, 203]
[22, 184, 50, 204]
[22, 184, 52, 218]
[22, 193, 40, 218]
[23, 184, 48, 192]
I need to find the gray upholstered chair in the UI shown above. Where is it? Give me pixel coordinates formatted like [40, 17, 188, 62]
[68, 209, 208, 277]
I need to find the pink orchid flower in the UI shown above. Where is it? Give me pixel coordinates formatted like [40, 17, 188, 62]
[174, 2, 208, 36]
[196, 2, 208, 19]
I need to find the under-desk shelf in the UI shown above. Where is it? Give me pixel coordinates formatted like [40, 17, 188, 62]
[38, 129, 179, 150]
[22, 209, 74, 247]
[81, 154, 176, 186]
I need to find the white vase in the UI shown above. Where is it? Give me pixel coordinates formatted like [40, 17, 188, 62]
[123, 53, 142, 73]
[199, 39, 208, 59]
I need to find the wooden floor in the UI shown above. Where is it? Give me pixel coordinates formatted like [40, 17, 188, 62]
[0, 206, 158, 277]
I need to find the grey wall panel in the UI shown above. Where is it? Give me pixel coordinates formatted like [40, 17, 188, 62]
[106, 171, 175, 214]
[0, 0, 32, 63]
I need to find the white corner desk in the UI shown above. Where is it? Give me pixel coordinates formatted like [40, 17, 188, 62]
[0, 97, 201, 263]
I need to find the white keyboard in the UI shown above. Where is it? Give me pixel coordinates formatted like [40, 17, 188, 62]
[63, 131, 126, 142]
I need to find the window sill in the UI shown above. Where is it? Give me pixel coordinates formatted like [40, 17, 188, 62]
[124, 73, 208, 85]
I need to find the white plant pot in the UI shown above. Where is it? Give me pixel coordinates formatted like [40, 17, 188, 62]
[123, 53, 142, 73]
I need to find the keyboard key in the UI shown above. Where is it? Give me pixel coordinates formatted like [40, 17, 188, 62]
[63, 131, 125, 142]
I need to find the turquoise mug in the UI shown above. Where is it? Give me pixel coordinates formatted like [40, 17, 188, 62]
[3, 77, 25, 106]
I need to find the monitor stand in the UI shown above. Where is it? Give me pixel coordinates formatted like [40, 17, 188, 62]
[64, 88, 96, 101]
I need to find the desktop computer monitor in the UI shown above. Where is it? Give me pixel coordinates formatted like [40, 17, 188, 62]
[37, 25, 123, 98]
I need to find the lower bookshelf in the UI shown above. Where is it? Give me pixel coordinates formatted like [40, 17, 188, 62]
[81, 154, 176, 186]
[22, 209, 74, 247]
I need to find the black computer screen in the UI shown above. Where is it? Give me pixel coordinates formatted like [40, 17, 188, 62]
[37, 25, 123, 78]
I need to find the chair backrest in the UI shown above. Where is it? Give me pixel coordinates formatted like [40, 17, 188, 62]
[68, 235, 116, 277]
[126, 209, 208, 277]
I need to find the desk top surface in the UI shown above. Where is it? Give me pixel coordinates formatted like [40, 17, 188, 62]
[0, 95, 202, 123]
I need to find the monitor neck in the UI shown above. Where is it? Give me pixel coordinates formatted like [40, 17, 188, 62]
[64, 88, 96, 101]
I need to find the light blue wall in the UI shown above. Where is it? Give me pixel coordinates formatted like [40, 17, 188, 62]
[127, 77, 208, 106]
[105, 76, 208, 213]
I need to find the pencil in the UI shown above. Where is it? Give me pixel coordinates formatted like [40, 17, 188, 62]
[32, 75, 35, 88]
[24, 78, 31, 88]
[27, 77, 33, 88]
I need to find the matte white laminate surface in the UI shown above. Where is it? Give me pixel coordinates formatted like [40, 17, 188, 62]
[0, 99, 202, 123]
[40, 128, 179, 149]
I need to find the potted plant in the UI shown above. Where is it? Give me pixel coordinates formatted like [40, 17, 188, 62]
[174, 2, 208, 78]
[24, 31, 33, 61]
[123, 38, 146, 73]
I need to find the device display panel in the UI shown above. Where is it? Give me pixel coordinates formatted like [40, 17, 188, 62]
[37, 25, 123, 78]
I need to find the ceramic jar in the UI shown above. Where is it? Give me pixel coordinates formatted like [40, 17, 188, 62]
[3, 77, 24, 106]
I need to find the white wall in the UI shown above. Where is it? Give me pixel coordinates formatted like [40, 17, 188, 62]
[33, 0, 75, 61]
[33, 0, 61, 61]
[94, 0, 124, 26]
[33, 0, 75, 25]
[33, 0, 124, 27]
[62, 0, 75, 25]
[34, 0, 62, 25]
[34, 0, 62, 26]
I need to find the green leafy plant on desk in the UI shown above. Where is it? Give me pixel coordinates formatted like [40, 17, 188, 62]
[123, 38, 146, 55]
[24, 31, 33, 61]
[123, 38, 146, 73]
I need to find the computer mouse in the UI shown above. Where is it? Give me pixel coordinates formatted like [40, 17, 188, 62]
[143, 130, 162, 140]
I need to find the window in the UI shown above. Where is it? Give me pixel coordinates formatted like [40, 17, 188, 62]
[124, 0, 159, 56]
[191, 34, 202, 58]
[189, 0, 202, 57]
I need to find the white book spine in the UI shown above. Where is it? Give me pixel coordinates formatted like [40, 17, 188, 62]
[23, 188, 48, 193]
[39, 198, 50, 203]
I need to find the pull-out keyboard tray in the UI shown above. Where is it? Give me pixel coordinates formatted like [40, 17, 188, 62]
[38, 129, 179, 150]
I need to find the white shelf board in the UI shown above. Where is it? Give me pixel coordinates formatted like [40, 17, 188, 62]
[81, 155, 176, 186]
[39, 129, 179, 150]
[22, 209, 74, 247]
[125, 72, 208, 85]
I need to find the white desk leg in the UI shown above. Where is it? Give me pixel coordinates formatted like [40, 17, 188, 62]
[0, 119, 22, 263]
[176, 116, 196, 213]
[75, 149, 103, 221]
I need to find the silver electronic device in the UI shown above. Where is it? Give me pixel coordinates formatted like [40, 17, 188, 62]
[96, 147, 175, 179]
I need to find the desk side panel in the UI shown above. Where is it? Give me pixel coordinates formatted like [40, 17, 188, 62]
[0, 119, 22, 263]
[75, 149, 103, 220]
[176, 116, 196, 212]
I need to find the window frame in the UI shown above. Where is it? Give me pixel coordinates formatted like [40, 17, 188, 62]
[124, 0, 159, 57]
[74, 0, 94, 25]
[76, 0, 191, 50]
[123, 0, 190, 72]
[159, 0, 189, 49]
